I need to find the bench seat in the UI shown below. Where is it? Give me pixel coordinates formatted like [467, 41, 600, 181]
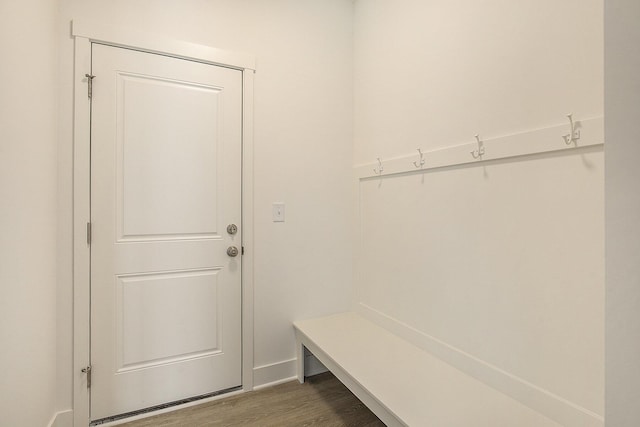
[293, 312, 561, 427]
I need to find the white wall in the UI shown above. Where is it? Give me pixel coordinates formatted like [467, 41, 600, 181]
[605, 1, 640, 425]
[56, 0, 354, 411]
[0, 0, 59, 426]
[353, 1, 603, 425]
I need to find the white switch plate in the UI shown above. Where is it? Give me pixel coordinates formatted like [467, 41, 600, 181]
[272, 202, 285, 222]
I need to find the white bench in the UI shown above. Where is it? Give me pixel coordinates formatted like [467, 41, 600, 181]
[294, 312, 561, 427]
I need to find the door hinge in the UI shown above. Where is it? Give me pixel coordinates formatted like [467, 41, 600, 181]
[85, 74, 95, 99]
[86, 222, 92, 245]
[81, 366, 92, 388]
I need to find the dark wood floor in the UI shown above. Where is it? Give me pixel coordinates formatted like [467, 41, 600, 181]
[119, 372, 385, 426]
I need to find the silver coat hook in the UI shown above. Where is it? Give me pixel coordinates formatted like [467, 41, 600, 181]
[373, 157, 384, 175]
[562, 113, 581, 145]
[470, 134, 485, 159]
[413, 148, 425, 168]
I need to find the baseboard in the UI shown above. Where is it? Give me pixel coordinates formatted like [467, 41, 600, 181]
[357, 303, 604, 427]
[252, 358, 297, 389]
[47, 410, 73, 427]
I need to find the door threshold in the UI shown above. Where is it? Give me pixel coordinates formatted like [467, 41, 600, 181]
[90, 385, 243, 426]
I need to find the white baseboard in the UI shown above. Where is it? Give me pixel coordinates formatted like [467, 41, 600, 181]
[47, 410, 73, 427]
[357, 303, 604, 427]
[252, 358, 297, 390]
[252, 355, 327, 391]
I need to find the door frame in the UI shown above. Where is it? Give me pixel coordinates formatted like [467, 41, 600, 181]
[71, 20, 256, 426]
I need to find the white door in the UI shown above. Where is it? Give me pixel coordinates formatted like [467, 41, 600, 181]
[90, 43, 242, 421]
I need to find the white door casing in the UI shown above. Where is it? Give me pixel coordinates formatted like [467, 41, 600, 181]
[90, 43, 242, 420]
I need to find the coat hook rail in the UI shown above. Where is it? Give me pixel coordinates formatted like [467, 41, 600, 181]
[357, 116, 603, 180]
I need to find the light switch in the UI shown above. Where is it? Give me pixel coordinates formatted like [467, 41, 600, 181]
[272, 203, 285, 222]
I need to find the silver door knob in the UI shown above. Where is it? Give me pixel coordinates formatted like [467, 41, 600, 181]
[227, 246, 239, 257]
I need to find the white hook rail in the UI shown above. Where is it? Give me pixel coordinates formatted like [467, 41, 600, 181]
[355, 116, 603, 180]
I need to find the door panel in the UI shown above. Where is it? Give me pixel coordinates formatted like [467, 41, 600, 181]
[116, 269, 223, 371]
[117, 72, 220, 240]
[90, 43, 242, 420]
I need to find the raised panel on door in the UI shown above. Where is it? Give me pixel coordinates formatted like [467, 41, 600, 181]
[116, 72, 220, 241]
[116, 269, 223, 372]
[90, 43, 242, 421]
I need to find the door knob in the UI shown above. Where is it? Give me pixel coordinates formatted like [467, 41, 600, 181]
[227, 246, 239, 257]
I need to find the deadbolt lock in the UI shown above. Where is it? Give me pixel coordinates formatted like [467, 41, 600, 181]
[227, 246, 239, 257]
[227, 224, 238, 235]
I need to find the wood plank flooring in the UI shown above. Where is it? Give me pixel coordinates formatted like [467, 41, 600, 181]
[118, 372, 385, 426]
